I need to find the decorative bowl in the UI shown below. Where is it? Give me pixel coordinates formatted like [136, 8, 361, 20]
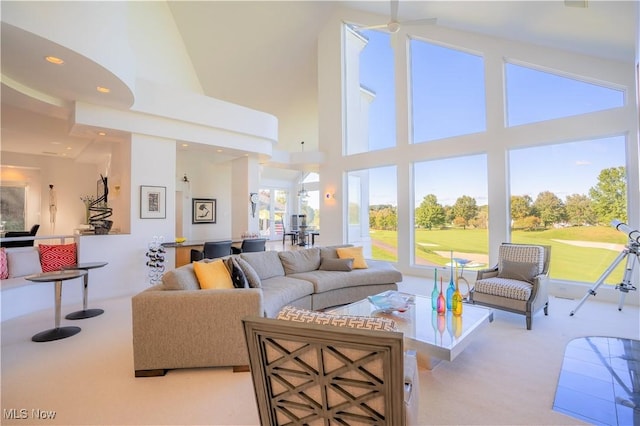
[175, 237, 186, 244]
[368, 290, 414, 313]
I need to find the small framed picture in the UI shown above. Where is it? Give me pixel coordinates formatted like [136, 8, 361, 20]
[140, 185, 166, 219]
[192, 198, 216, 224]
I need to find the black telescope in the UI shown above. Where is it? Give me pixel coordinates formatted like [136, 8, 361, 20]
[611, 220, 640, 244]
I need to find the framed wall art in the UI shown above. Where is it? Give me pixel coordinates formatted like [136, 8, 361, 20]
[192, 198, 216, 224]
[140, 185, 166, 219]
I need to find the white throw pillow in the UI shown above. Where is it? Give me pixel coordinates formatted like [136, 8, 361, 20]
[7, 248, 42, 278]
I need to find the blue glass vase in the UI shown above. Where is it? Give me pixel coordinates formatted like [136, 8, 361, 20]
[431, 269, 439, 310]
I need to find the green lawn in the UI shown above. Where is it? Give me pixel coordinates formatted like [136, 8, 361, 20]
[370, 226, 629, 284]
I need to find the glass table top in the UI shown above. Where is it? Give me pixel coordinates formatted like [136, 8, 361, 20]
[327, 293, 494, 362]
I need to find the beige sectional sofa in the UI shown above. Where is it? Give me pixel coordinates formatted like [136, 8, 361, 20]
[131, 245, 402, 377]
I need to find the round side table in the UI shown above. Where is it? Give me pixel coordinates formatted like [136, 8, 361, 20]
[62, 261, 108, 319]
[25, 270, 88, 342]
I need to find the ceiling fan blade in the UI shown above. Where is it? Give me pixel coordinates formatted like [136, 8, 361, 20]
[390, 0, 399, 22]
[355, 23, 390, 31]
[400, 17, 438, 27]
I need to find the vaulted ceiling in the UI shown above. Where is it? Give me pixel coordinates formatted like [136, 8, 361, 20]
[1, 1, 638, 172]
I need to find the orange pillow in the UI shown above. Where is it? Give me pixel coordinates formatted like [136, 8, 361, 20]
[336, 246, 368, 269]
[193, 259, 233, 290]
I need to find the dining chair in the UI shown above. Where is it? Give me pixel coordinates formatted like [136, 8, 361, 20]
[231, 238, 267, 254]
[190, 240, 233, 262]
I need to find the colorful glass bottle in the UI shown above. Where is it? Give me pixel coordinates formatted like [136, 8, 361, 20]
[431, 269, 439, 310]
[437, 277, 446, 315]
[446, 254, 456, 310]
[452, 276, 463, 316]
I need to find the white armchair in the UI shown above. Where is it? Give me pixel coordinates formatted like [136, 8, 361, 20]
[470, 243, 551, 330]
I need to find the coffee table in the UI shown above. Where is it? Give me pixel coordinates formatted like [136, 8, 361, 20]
[327, 293, 494, 369]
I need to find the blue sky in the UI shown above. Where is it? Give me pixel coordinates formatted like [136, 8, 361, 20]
[357, 29, 627, 208]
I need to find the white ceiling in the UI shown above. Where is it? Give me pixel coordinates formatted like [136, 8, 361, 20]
[1, 1, 637, 177]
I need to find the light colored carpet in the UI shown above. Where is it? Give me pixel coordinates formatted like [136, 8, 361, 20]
[1, 276, 638, 425]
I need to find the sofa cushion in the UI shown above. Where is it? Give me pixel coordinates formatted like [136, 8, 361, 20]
[193, 259, 234, 290]
[0, 248, 8, 279]
[336, 246, 368, 269]
[319, 244, 354, 261]
[7, 247, 42, 278]
[319, 257, 353, 272]
[278, 247, 321, 274]
[474, 277, 533, 301]
[240, 251, 285, 280]
[290, 260, 402, 294]
[39, 243, 77, 272]
[235, 257, 261, 288]
[161, 263, 200, 291]
[276, 305, 397, 331]
[261, 276, 314, 317]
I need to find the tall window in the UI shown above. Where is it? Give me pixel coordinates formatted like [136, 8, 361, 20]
[505, 62, 625, 126]
[509, 137, 628, 284]
[300, 172, 320, 229]
[344, 26, 396, 155]
[347, 166, 398, 261]
[410, 38, 486, 142]
[258, 188, 289, 240]
[413, 155, 488, 268]
[339, 21, 636, 289]
[0, 184, 26, 231]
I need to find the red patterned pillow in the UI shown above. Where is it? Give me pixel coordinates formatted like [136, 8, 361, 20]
[0, 248, 8, 279]
[39, 243, 77, 272]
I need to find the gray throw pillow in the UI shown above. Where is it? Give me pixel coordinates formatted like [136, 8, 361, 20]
[235, 257, 261, 288]
[161, 264, 200, 290]
[278, 248, 321, 274]
[319, 258, 353, 272]
[498, 259, 538, 283]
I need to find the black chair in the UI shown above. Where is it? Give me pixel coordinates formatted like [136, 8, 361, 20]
[190, 240, 233, 262]
[1, 224, 40, 248]
[282, 226, 298, 246]
[231, 238, 266, 254]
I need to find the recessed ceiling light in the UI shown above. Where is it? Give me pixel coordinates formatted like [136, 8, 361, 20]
[66, 146, 72, 150]
[96, 86, 110, 93]
[97, 131, 107, 136]
[45, 56, 64, 65]
[216, 149, 223, 153]
[181, 143, 189, 147]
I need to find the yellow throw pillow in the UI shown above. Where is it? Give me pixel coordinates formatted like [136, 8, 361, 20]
[193, 259, 233, 289]
[336, 246, 368, 269]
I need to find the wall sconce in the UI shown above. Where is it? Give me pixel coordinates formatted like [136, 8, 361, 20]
[325, 192, 336, 200]
[181, 173, 191, 199]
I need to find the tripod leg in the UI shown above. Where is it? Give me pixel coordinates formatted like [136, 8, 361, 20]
[617, 290, 627, 311]
[615, 251, 638, 312]
[570, 249, 628, 316]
